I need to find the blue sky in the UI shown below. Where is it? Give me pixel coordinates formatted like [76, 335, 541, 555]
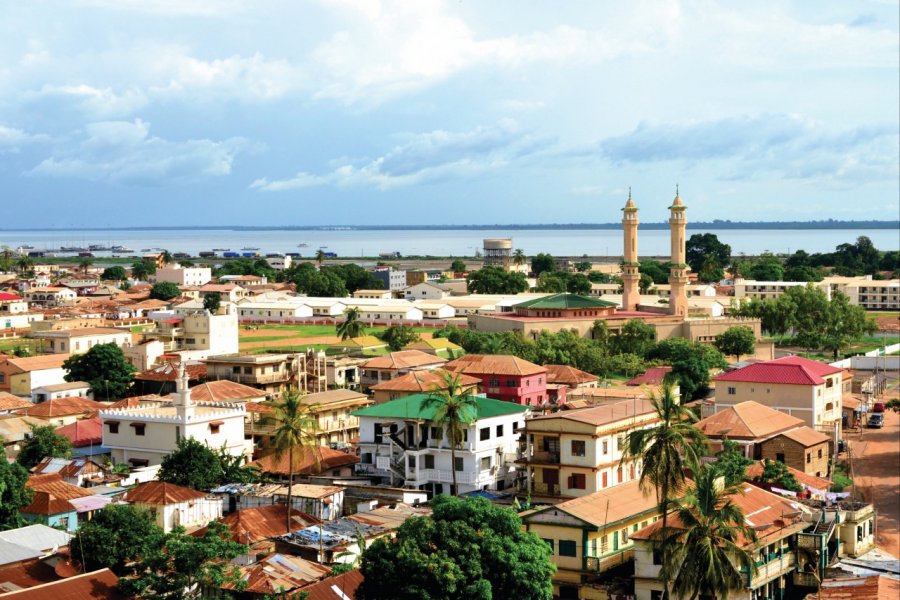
[1, 0, 898, 227]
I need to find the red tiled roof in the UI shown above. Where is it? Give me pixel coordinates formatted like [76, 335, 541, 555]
[21, 491, 77, 516]
[0, 393, 34, 412]
[625, 366, 673, 386]
[0, 568, 124, 599]
[195, 505, 320, 544]
[808, 575, 900, 600]
[26, 473, 95, 500]
[0, 292, 23, 301]
[0, 558, 58, 592]
[125, 481, 208, 505]
[16, 397, 106, 418]
[303, 568, 364, 600]
[107, 394, 163, 409]
[55, 418, 103, 447]
[224, 552, 329, 594]
[360, 350, 447, 370]
[444, 354, 545, 377]
[715, 356, 842, 386]
[134, 361, 207, 382]
[370, 369, 480, 393]
[696, 401, 805, 440]
[778, 427, 830, 447]
[252, 446, 358, 476]
[1, 354, 71, 373]
[544, 364, 599, 386]
[187, 380, 265, 403]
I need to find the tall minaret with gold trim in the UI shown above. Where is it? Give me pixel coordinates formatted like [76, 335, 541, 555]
[621, 188, 640, 311]
[668, 186, 689, 317]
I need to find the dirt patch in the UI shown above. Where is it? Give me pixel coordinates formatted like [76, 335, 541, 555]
[875, 315, 900, 332]
[238, 330, 434, 350]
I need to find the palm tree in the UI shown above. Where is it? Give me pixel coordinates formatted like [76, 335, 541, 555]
[269, 389, 320, 532]
[160, 250, 173, 266]
[423, 371, 479, 495]
[620, 382, 708, 586]
[336, 307, 365, 340]
[79, 257, 93, 277]
[315, 249, 326, 268]
[659, 466, 757, 599]
[513, 249, 526, 267]
[15, 255, 33, 275]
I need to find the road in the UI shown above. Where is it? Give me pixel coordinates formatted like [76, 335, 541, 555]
[850, 401, 900, 558]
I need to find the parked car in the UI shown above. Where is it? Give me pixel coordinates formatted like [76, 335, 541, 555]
[873, 402, 885, 413]
[867, 413, 884, 428]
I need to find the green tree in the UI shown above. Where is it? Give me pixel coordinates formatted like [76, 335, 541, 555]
[315, 249, 326, 267]
[160, 250, 173, 266]
[149, 282, 181, 300]
[620, 383, 707, 592]
[130, 260, 156, 280]
[336, 307, 366, 341]
[358, 495, 555, 600]
[202, 292, 221, 313]
[530, 253, 555, 276]
[379, 325, 421, 351]
[601, 352, 645, 378]
[327, 264, 382, 293]
[535, 272, 566, 293]
[639, 260, 670, 285]
[119, 521, 245, 599]
[17, 425, 72, 469]
[709, 439, 753, 486]
[686, 233, 732, 275]
[698, 255, 725, 284]
[422, 373, 479, 496]
[611, 319, 656, 356]
[639, 272, 654, 293]
[78, 257, 93, 276]
[466, 266, 528, 294]
[784, 265, 824, 282]
[660, 466, 757, 600]
[288, 263, 348, 297]
[450, 259, 467, 273]
[650, 338, 727, 399]
[0, 247, 13, 273]
[0, 459, 32, 529]
[587, 270, 611, 283]
[574, 260, 593, 273]
[102, 266, 128, 281]
[63, 342, 136, 400]
[15, 255, 34, 275]
[566, 273, 591, 295]
[748, 253, 784, 281]
[217, 447, 260, 484]
[820, 291, 876, 360]
[714, 326, 756, 363]
[157, 438, 224, 491]
[753, 458, 802, 492]
[269, 389, 319, 532]
[72, 504, 162, 573]
[512, 249, 527, 268]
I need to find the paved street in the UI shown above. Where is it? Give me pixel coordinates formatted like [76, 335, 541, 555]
[850, 402, 900, 558]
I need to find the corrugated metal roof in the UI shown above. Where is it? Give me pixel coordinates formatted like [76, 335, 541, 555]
[0, 568, 124, 599]
[369, 369, 480, 393]
[360, 350, 446, 370]
[303, 568, 364, 600]
[0, 525, 72, 555]
[197, 505, 321, 543]
[124, 481, 208, 505]
[445, 354, 545, 376]
[715, 356, 842, 386]
[696, 401, 804, 439]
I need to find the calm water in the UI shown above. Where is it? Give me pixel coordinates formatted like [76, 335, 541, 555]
[1, 227, 897, 259]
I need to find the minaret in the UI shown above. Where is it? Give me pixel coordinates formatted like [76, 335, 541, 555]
[174, 362, 194, 421]
[621, 188, 640, 311]
[668, 186, 689, 317]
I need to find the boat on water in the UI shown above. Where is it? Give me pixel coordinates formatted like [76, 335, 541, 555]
[297, 243, 309, 248]
[111, 245, 134, 253]
[60, 246, 87, 252]
[213, 248, 230, 252]
[241, 247, 260, 251]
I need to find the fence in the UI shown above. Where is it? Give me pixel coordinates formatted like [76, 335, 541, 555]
[238, 316, 465, 329]
[829, 343, 900, 369]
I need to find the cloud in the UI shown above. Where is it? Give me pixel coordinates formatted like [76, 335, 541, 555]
[72, 0, 243, 17]
[29, 118, 247, 185]
[0, 124, 49, 153]
[252, 119, 555, 191]
[597, 114, 899, 183]
[27, 84, 149, 118]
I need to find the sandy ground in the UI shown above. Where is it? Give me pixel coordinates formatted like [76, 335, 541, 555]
[874, 314, 900, 332]
[849, 392, 900, 557]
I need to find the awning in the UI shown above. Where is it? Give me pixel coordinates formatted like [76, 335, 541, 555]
[209, 420, 225, 426]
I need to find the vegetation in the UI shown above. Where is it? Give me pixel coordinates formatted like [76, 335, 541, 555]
[203, 292, 221, 313]
[752, 458, 802, 493]
[63, 342, 137, 400]
[378, 324, 421, 351]
[358, 495, 555, 600]
[649, 338, 727, 399]
[336, 307, 365, 341]
[157, 438, 225, 491]
[714, 325, 757, 363]
[450, 259, 467, 273]
[686, 233, 731, 283]
[215, 257, 276, 280]
[17, 425, 72, 469]
[535, 271, 592, 295]
[101, 266, 128, 281]
[72, 504, 162, 573]
[422, 372, 479, 496]
[530, 252, 555, 276]
[269, 388, 320, 532]
[0, 459, 32, 529]
[831, 461, 853, 493]
[130, 260, 156, 280]
[709, 439, 754, 486]
[466, 266, 529, 294]
[149, 281, 182, 300]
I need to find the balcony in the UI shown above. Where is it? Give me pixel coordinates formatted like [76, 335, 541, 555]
[320, 418, 358, 433]
[532, 482, 561, 495]
[223, 372, 291, 385]
[418, 468, 494, 485]
[749, 551, 795, 587]
[527, 450, 560, 465]
[839, 501, 874, 523]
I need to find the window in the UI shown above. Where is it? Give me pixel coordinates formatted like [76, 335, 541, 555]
[496, 424, 504, 437]
[57, 517, 70, 529]
[481, 456, 491, 471]
[807, 453, 811, 464]
[454, 457, 464, 471]
[506, 379, 516, 387]
[776, 452, 785, 463]
[232, 366, 240, 374]
[107, 422, 119, 434]
[602, 440, 608, 454]
[567, 473, 586, 489]
[652, 550, 663, 565]
[600, 535, 608, 554]
[616, 436, 623, 451]
[601, 472, 608, 488]
[571, 440, 586, 457]
[489, 378, 500, 387]
[480, 427, 490, 441]
[868, 520, 874, 535]
[424, 455, 434, 469]
[430, 426, 443, 440]
[818, 448, 823, 459]
[727, 386, 736, 395]
[210, 423, 221, 434]
[543, 437, 560, 453]
[559, 540, 577, 557]
[132, 423, 146, 436]
[543, 539, 554, 554]
[408, 455, 416, 469]
[512, 421, 519, 432]
[622, 528, 629, 543]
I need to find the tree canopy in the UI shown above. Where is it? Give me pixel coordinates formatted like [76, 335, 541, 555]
[530, 253, 555, 276]
[17, 425, 72, 469]
[466, 266, 528, 294]
[203, 292, 221, 313]
[650, 338, 726, 400]
[378, 325, 421, 351]
[686, 233, 731, 276]
[714, 326, 756, 363]
[149, 282, 181, 300]
[157, 437, 224, 492]
[101, 266, 127, 281]
[73, 504, 163, 573]
[358, 495, 555, 600]
[130, 260, 156, 280]
[0, 459, 32, 530]
[450, 259, 467, 273]
[709, 439, 754, 486]
[63, 342, 136, 400]
[753, 458, 802, 492]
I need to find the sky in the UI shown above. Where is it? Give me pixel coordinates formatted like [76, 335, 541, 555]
[1, 0, 898, 228]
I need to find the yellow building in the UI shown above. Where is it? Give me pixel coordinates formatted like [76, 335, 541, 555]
[522, 480, 660, 599]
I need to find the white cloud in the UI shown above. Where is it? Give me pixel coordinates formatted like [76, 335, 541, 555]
[28, 84, 149, 118]
[0, 124, 49, 153]
[29, 118, 247, 185]
[252, 119, 555, 191]
[72, 0, 243, 17]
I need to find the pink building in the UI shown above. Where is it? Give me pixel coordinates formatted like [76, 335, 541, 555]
[444, 354, 561, 407]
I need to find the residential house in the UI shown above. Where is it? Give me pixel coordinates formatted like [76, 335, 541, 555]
[325, 356, 368, 389]
[370, 369, 480, 403]
[809, 576, 900, 600]
[520, 398, 660, 498]
[236, 299, 313, 320]
[143, 305, 239, 359]
[16, 397, 106, 427]
[213, 482, 345, 521]
[303, 389, 373, 448]
[714, 356, 844, 435]
[403, 282, 449, 301]
[221, 552, 329, 597]
[0, 292, 28, 314]
[31, 327, 132, 355]
[0, 415, 45, 457]
[30, 457, 107, 487]
[521, 480, 661, 599]
[359, 350, 447, 391]
[265, 255, 292, 271]
[371, 267, 407, 292]
[252, 446, 359, 479]
[624, 366, 673, 386]
[31, 381, 91, 403]
[155, 265, 212, 287]
[326, 335, 388, 354]
[55, 417, 107, 458]
[131, 360, 207, 396]
[353, 394, 528, 495]
[18, 492, 78, 532]
[199, 504, 321, 545]
[403, 337, 463, 358]
[352, 289, 393, 300]
[444, 354, 551, 406]
[300, 569, 364, 600]
[759, 427, 832, 479]
[354, 304, 423, 322]
[0, 568, 124, 600]
[124, 481, 222, 533]
[0, 393, 33, 414]
[0, 354, 71, 396]
[100, 366, 251, 469]
[413, 302, 456, 319]
[204, 353, 302, 396]
[195, 283, 248, 302]
[544, 365, 600, 390]
[696, 400, 806, 457]
[23, 287, 77, 307]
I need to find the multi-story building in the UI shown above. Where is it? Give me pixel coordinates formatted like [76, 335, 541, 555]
[303, 389, 373, 448]
[714, 356, 843, 435]
[370, 369, 480, 403]
[143, 307, 239, 359]
[734, 276, 899, 311]
[444, 354, 550, 406]
[31, 381, 91, 403]
[520, 398, 659, 498]
[23, 287, 77, 307]
[370, 267, 407, 292]
[32, 327, 132, 355]
[204, 353, 304, 396]
[359, 350, 447, 391]
[838, 279, 899, 310]
[353, 394, 528, 495]
[156, 265, 212, 285]
[0, 354, 71, 396]
[0, 292, 29, 314]
[264, 255, 292, 271]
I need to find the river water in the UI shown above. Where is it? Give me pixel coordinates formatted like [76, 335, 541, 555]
[1, 227, 897, 258]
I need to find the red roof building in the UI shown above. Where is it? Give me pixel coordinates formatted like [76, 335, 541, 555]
[0, 568, 124, 599]
[252, 446, 359, 477]
[444, 354, 551, 406]
[55, 418, 103, 447]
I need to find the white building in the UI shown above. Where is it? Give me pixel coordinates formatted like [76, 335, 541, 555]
[32, 381, 91, 403]
[144, 307, 239, 359]
[124, 481, 222, 533]
[353, 394, 528, 495]
[236, 299, 313, 319]
[100, 364, 251, 469]
[403, 282, 449, 301]
[32, 327, 133, 355]
[265, 255, 292, 271]
[23, 287, 77, 307]
[155, 265, 213, 287]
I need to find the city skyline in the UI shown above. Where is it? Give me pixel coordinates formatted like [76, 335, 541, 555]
[1, 0, 898, 227]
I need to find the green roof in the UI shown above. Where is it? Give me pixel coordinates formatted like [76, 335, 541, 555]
[351, 393, 527, 422]
[514, 293, 616, 310]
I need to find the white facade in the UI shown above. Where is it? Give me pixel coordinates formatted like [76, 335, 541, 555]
[145, 308, 239, 358]
[403, 282, 449, 301]
[265, 255, 292, 271]
[24, 287, 77, 307]
[32, 382, 91, 402]
[237, 299, 313, 319]
[0, 313, 43, 329]
[155, 265, 213, 287]
[356, 305, 423, 321]
[134, 496, 223, 533]
[34, 329, 132, 355]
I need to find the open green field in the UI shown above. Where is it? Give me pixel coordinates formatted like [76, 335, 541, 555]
[246, 324, 435, 336]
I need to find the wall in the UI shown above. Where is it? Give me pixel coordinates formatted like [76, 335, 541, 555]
[760, 436, 830, 478]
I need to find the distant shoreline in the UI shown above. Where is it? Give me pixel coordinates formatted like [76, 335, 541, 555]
[2, 220, 898, 232]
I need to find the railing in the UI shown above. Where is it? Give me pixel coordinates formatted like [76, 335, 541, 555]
[421, 469, 491, 485]
[532, 482, 560, 495]
[793, 571, 820, 588]
[529, 451, 560, 464]
[218, 372, 290, 385]
[749, 552, 795, 587]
